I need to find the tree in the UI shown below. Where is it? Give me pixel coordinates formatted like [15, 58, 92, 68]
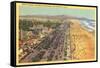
[19, 20, 33, 31]
[19, 20, 33, 40]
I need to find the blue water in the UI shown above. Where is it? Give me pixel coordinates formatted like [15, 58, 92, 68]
[79, 20, 95, 32]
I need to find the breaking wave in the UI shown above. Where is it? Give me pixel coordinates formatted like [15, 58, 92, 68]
[79, 20, 95, 32]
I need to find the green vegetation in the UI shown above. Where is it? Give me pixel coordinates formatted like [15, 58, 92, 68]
[43, 20, 60, 28]
[19, 19, 61, 31]
[19, 20, 33, 31]
[33, 20, 61, 28]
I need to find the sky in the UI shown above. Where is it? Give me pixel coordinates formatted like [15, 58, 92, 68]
[19, 5, 96, 20]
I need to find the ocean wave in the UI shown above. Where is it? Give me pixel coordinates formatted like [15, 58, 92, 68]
[79, 20, 95, 32]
